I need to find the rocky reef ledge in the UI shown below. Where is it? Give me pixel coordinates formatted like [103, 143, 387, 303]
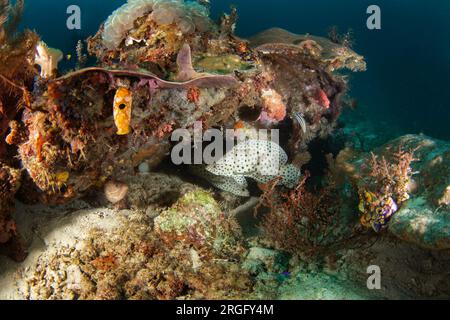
[382, 135, 450, 251]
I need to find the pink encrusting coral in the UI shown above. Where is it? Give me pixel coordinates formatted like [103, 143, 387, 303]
[260, 88, 287, 122]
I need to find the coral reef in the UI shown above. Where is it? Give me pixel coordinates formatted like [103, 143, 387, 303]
[0, 0, 38, 261]
[341, 135, 449, 250]
[91, 0, 218, 70]
[356, 143, 417, 232]
[14, 43, 237, 203]
[20, 209, 253, 300]
[0, 0, 38, 159]
[249, 27, 367, 72]
[247, 27, 361, 157]
[7, 0, 439, 303]
[0, 163, 21, 240]
[0, 162, 25, 261]
[379, 135, 449, 250]
[11, 15, 359, 204]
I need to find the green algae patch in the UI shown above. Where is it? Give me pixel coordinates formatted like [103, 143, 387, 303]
[154, 189, 242, 254]
[195, 54, 255, 74]
[390, 197, 450, 251]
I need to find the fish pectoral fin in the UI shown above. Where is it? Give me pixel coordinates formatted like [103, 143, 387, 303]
[232, 175, 248, 187]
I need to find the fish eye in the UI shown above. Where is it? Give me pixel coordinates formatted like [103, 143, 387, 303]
[119, 103, 127, 110]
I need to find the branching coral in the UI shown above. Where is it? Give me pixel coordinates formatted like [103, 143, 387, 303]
[0, 0, 39, 159]
[258, 172, 361, 258]
[365, 148, 417, 204]
[358, 148, 417, 232]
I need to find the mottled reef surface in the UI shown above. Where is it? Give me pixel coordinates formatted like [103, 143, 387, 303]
[0, 0, 448, 300]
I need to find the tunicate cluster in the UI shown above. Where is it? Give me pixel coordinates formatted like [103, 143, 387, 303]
[102, 0, 212, 50]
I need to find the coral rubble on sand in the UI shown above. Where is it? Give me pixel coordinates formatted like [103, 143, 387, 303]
[17, 199, 253, 300]
[0, 0, 448, 301]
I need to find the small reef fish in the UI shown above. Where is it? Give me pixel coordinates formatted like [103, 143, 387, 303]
[293, 112, 307, 134]
[113, 87, 133, 135]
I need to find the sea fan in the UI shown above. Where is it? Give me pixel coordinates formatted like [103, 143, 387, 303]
[0, 0, 38, 155]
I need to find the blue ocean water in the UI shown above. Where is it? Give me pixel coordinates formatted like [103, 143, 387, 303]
[21, 0, 450, 140]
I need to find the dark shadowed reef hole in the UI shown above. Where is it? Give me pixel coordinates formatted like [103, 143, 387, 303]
[238, 105, 262, 122]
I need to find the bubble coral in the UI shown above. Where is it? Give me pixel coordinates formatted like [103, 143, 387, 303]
[102, 0, 156, 50]
[102, 0, 212, 50]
